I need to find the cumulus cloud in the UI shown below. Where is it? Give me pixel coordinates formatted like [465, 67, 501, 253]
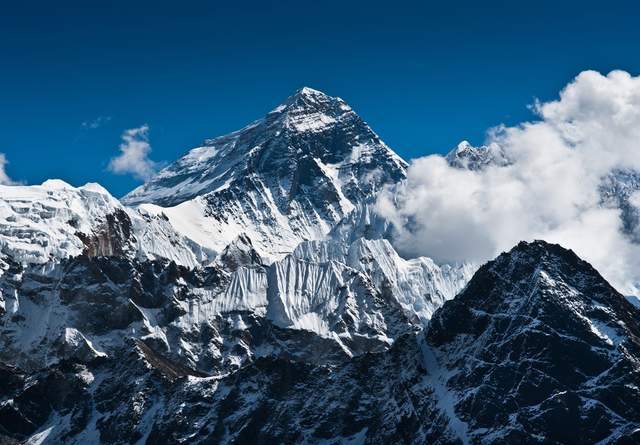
[377, 70, 640, 295]
[108, 125, 157, 180]
[0, 153, 18, 185]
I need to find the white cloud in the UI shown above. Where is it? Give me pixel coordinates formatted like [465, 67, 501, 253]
[82, 116, 111, 129]
[377, 70, 640, 295]
[108, 125, 157, 180]
[0, 153, 17, 185]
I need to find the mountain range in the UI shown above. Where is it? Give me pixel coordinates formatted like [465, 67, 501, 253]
[0, 88, 638, 444]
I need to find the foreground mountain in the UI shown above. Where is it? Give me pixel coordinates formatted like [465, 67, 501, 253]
[2, 241, 639, 444]
[123, 87, 407, 261]
[426, 240, 640, 443]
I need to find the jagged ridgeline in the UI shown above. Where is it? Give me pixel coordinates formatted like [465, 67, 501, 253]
[0, 88, 639, 444]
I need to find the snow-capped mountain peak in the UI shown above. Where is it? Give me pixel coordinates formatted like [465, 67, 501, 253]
[273, 86, 354, 134]
[123, 87, 404, 206]
[123, 88, 407, 261]
[282, 86, 346, 109]
[445, 139, 510, 170]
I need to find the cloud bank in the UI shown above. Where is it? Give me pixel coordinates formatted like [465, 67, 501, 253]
[377, 70, 640, 295]
[108, 125, 157, 180]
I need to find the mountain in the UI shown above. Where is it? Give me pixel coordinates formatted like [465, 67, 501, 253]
[2, 241, 638, 444]
[123, 87, 407, 262]
[445, 140, 509, 170]
[0, 223, 473, 375]
[2, 88, 640, 444]
[0, 88, 471, 365]
[425, 240, 640, 443]
[0, 88, 474, 373]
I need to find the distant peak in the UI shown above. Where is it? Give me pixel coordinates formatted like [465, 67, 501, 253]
[80, 182, 111, 195]
[446, 140, 510, 171]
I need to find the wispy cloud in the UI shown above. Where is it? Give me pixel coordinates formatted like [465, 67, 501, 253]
[82, 116, 112, 129]
[108, 124, 157, 181]
[0, 153, 18, 185]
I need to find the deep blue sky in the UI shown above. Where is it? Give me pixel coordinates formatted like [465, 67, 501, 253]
[2, 0, 639, 197]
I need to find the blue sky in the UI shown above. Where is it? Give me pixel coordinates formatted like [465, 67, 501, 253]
[1, 0, 639, 197]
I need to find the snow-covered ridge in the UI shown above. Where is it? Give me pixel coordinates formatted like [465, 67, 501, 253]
[0, 233, 473, 372]
[203, 235, 475, 346]
[0, 179, 208, 267]
[292, 237, 475, 323]
[0, 180, 124, 264]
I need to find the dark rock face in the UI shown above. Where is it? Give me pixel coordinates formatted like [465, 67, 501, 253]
[427, 240, 640, 443]
[0, 255, 353, 376]
[77, 208, 135, 258]
[217, 234, 263, 272]
[2, 241, 639, 444]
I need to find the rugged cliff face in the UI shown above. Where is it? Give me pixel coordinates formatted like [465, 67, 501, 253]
[0, 180, 210, 268]
[2, 242, 638, 444]
[1, 88, 639, 444]
[426, 241, 640, 443]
